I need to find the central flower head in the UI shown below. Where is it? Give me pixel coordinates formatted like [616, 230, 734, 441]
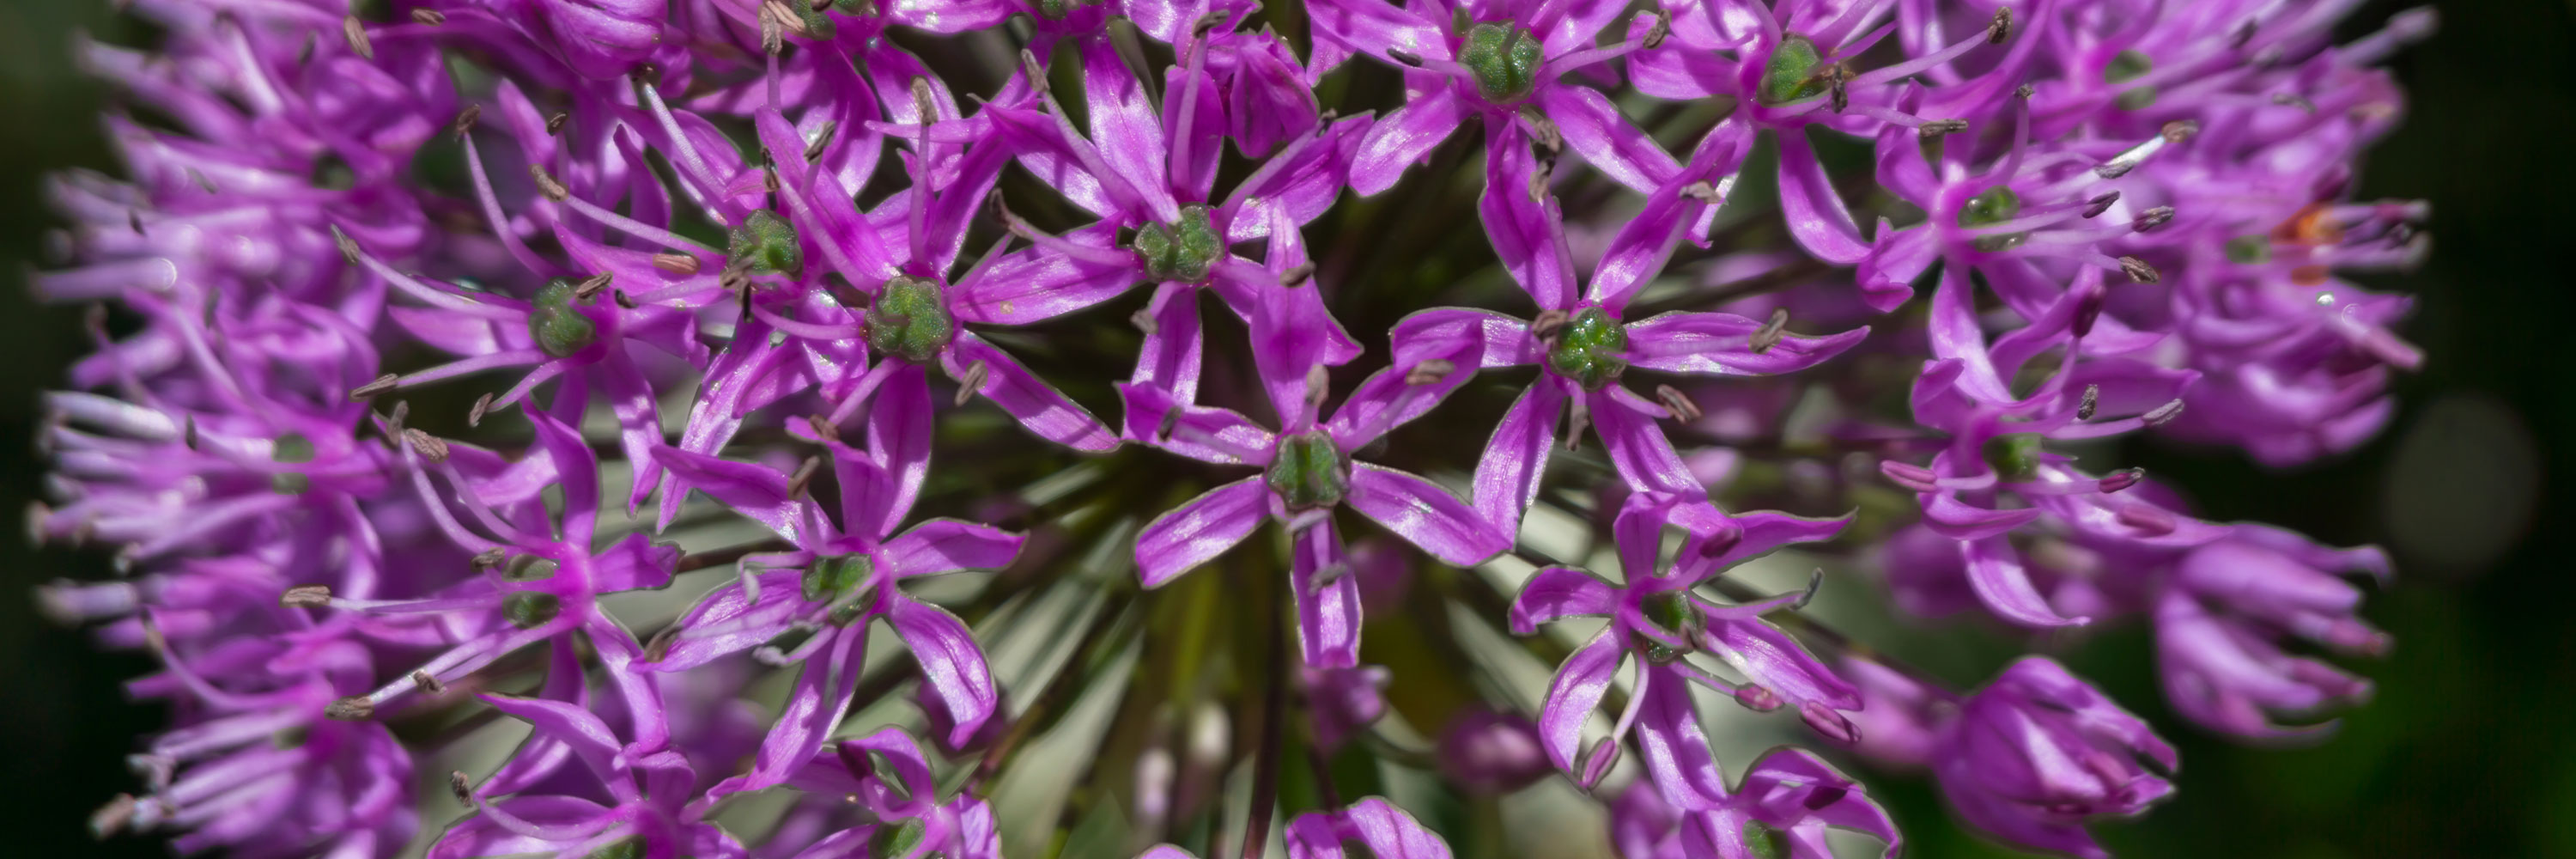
[1957, 186, 2027, 252]
[865, 276, 957, 363]
[1983, 432, 2044, 481]
[1546, 308, 1629, 391]
[803, 554, 878, 626]
[1757, 34, 1832, 107]
[1130, 203, 1224, 283]
[527, 278, 599, 359]
[728, 209, 805, 277]
[1266, 431, 1349, 512]
[1458, 21, 1545, 102]
[1631, 590, 1700, 664]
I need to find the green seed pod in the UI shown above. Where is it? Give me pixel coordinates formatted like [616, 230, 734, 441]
[1459, 22, 1545, 102]
[526, 279, 599, 359]
[728, 210, 805, 277]
[1265, 431, 1349, 512]
[1957, 186, 2029, 253]
[270, 432, 316, 495]
[862, 277, 957, 363]
[1131, 204, 1224, 283]
[502, 591, 562, 630]
[1546, 308, 1631, 392]
[1982, 432, 2046, 482]
[1758, 35, 1832, 107]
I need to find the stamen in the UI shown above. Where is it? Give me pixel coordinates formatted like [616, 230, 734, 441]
[2131, 207, 2174, 233]
[404, 429, 450, 463]
[2098, 467, 2143, 493]
[349, 374, 398, 400]
[1563, 393, 1590, 451]
[279, 585, 331, 608]
[468, 393, 495, 428]
[448, 771, 473, 806]
[653, 253, 701, 275]
[2082, 191, 2121, 218]
[2076, 385, 2099, 420]
[1405, 359, 1455, 387]
[451, 105, 479, 142]
[2142, 399, 2184, 426]
[325, 698, 374, 721]
[1990, 8, 2013, 42]
[527, 165, 569, 202]
[1641, 9, 1671, 48]
[1918, 119, 1970, 137]
[784, 455, 823, 499]
[1654, 384, 1700, 421]
[1304, 364, 1331, 414]
[411, 9, 445, 24]
[341, 16, 373, 61]
[1749, 308, 1789, 353]
[1280, 262, 1315, 287]
[2118, 255, 2160, 283]
[546, 113, 568, 136]
[410, 670, 446, 694]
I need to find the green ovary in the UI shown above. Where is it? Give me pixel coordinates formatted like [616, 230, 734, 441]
[1130, 204, 1224, 283]
[1458, 22, 1546, 102]
[1546, 308, 1630, 391]
[863, 277, 956, 363]
[1758, 35, 1832, 106]
[526, 279, 598, 359]
[728, 209, 804, 277]
[270, 432, 315, 495]
[1983, 432, 2045, 481]
[1265, 431, 1349, 512]
[1957, 186, 2028, 253]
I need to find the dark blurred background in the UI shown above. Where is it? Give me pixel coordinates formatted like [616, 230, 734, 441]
[3, 1, 2566, 856]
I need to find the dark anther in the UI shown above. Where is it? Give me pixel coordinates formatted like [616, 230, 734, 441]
[2118, 255, 2160, 283]
[2077, 384, 2099, 420]
[404, 429, 450, 463]
[1918, 119, 1970, 137]
[325, 697, 374, 721]
[1989, 8, 2014, 43]
[343, 15, 374, 61]
[453, 105, 480, 141]
[574, 272, 614, 302]
[411, 670, 445, 694]
[1406, 359, 1455, 387]
[280, 584, 332, 607]
[785, 456, 823, 499]
[412, 9, 447, 25]
[2083, 191, 2121, 218]
[653, 252, 701, 275]
[805, 414, 842, 443]
[1386, 48, 1425, 67]
[330, 224, 361, 265]
[449, 771, 474, 806]
[1281, 262, 1316, 287]
[805, 119, 837, 161]
[468, 393, 496, 428]
[2132, 206, 2175, 233]
[1531, 308, 1571, 341]
[350, 373, 398, 400]
[546, 113, 569, 136]
[1655, 385, 1702, 422]
[1642, 8, 1672, 49]
[2160, 119, 2199, 143]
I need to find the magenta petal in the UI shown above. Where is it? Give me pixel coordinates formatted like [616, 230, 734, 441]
[1622, 312, 1870, 375]
[1130, 283, 1208, 404]
[1591, 392, 1706, 498]
[945, 333, 1119, 452]
[1308, 0, 1451, 67]
[1740, 748, 1900, 856]
[883, 519, 1024, 578]
[479, 692, 622, 783]
[654, 447, 808, 544]
[1135, 476, 1271, 587]
[1345, 463, 1504, 567]
[713, 626, 869, 800]
[426, 795, 612, 859]
[1704, 615, 1862, 711]
[1391, 308, 1542, 370]
[1349, 88, 1466, 197]
[590, 533, 679, 592]
[860, 362, 933, 539]
[521, 403, 600, 545]
[1538, 630, 1625, 775]
[1963, 536, 2090, 627]
[1474, 380, 1564, 535]
[1286, 797, 1455, 859]
[1775, 129, 1872, 265]
[1537, 84, 1680, 194]
[1585, 184, 1694, 309]
[652, 570, 804, 671]
[1291, 520, 1363, 668]
[1079, 34, 1182, 221]
[1116, 381, 1276, 464]
[1479, 137, 1577, 309]
[886, 594, 998, 749]
[1510, 565, 1619, 635]
[951, 237, 1144, 326]
[1630, 664, 1731, 808]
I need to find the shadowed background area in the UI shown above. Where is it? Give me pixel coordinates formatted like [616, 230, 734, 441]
[1, 1, 2567, 856]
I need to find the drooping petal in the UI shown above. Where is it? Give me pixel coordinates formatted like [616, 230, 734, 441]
[883, 519, 1024, 578]
[654, 447, 808, 545]
[1775, 129, 1872, 265]
[1510, 565, 1619, 635]
[1630, 664, 1731, 807]
[1349, 88, 1467, 197]
[1962, 535, 2089, 627]
[1291, 519, 1363, 668]
[1622, 312, 1870, 376]
[1539, 84, 1682, 194]
[1135, 476, 1272, 587]
[1537, 629, 1625, 776]
[1474, 380, 1564, 535]
[1345, 463, 1504, 567]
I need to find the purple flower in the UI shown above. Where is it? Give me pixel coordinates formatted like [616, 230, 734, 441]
[1435, 705, 1553, 795]
[1394, 155, 1868, 533]
[433, 693, 737, 859]
[1510, 496, 1853, 802]
[1610, 747, 1899, 859]
[1314, 0, 1678, 197]
[773, 727, 1002, 859]
[1285, 796, 1455, 859]
[650, 433, 1020, 794]
[2157, 527, 2391, 738]
[1938, 657, 2178, 859]
[1306, 665, 1392, 750]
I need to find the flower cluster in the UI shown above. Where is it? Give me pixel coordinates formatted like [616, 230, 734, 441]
[29, 0, 2427, 857]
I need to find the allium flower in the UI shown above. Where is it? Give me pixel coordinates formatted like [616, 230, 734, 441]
[29, 0, 2435, 856]
[1511, 497, 1852, 797]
